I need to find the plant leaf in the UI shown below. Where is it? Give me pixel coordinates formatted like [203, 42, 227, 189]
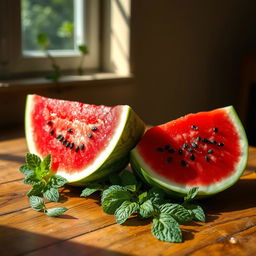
[19, 165, 34, 177]
[115, 201, 139, 224]
[147, 187, 166, 205]
[29, 196, 45, 212]
[101, 185, 132, 214]
[78, 44, 89, 55]
[50, 175, 68, 188]
[151, 213, 182, 243]
[80, 183, 104, 197]
[26, 153, 41, 170]
[138, 191, 148, 204]
[43, 187, 59, 202]
[46, 207, 68, 217]
[159, 203, 192, 224]
[120, 170, 137, 186]
[40, 154, 51, 171]
[23, 174, 40, 185]
[184, 187, 199, 202]
[139, 199, 158, 218]
[184, 203, 205, 222]
[27, 182, 45, 197]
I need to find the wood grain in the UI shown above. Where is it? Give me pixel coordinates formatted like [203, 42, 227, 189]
[1, 137, 256, 256]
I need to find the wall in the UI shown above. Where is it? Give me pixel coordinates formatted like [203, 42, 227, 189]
[131, 0, 256, 125]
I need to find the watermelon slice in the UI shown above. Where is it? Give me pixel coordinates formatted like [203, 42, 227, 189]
[25, 94, 145, 185]
[130, 106, 248, 197]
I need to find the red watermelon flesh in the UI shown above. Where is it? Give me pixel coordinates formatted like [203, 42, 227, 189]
[26, 95, 145, 184]
[130, 106, 248, 196]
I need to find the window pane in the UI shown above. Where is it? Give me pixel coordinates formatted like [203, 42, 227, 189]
[21, 0, 78, 52]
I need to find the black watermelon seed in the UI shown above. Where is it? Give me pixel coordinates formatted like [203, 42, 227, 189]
[196, 136, 201, 142]
[191, 142, 198, 148]
[205, 156, 210, 162]
[50, 130, 54, 136]
[188, 148, 194, 153]
[203, 138, 211, 144]
[75, 146, 79, 152]
[91, 127, 98, 132]
[167, 157, 172, 163]
[56, 135, 62, 140]
[182, 143, 188, 149]
[47, 121, 53, 125]
[213, 127, 218, 132]
[218, 142, 224, 147]
[178, 149, 183, 155]
[165, 144, 170, 150]
[157, 147, 164, 152]
[59, 136, 64, 141]
[67, 128, 73, 133]
[211, 140, 217, 144]
[208, 149, 214, 154]
[190, 154, 195, 161]
[87, 133, 93, 138]
[65, 142, 70, 148]
[181, 160, 187, 166]
[80, 144, 85, 150]
[62, 139, 67, 145]
[191, 125, 198, 130]
[168, 149, 175, 153]
[69, 143, 74, 149]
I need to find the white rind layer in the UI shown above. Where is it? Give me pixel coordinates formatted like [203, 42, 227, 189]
[25, 95, 131, 183]
[131, 106, 248, 196]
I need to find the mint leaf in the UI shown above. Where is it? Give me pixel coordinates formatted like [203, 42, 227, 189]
[23, 174, 40, 185]
[151, 213, 182, 243]
[19, 165, 34, 176]
[46, 207, 68, 217]
[124, 184, 137, 193]
[138, 191, 148, 204]
[50, 175, 68, 188]
[184, 203, 205, 222]
[43, 187, 59, 202]
[184, 187, 199, 202]
[147, 187, 165, 205]
[30, 196, 45, 212]
[101, 185, 132, 214]
[81, 183, 104, 197]
[27, 182, 45, 197]
[40, 154, 51, 171]
[159, 203, 192, 224]
[139, 199, 158, 218]
[115, 201, 139, 224]
[26, 153, 41, 170]
[109, 173, 122, 185]
[120, 170, 137, 186]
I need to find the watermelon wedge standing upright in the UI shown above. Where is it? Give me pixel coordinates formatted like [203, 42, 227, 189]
[130, 106, 248, 197]
[25, 94, 145, 185]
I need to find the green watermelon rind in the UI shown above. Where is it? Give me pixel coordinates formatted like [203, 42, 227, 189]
[25, 95, 145, 185]
[130, 106, 248, 197]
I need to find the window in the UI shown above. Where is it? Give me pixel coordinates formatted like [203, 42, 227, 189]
[0, 0, 100, 78]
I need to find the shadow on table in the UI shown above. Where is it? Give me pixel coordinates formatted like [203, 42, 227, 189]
[0, 225, 130, 256]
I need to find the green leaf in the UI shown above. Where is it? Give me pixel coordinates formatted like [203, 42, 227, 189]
[80, 183, 104, 197]
[115, 201, 139, 224]
[120, 170, 137, 186]
[37, 33, 49, 49]
[78, 44, 89, 55]
[27, 183, 45, 197]
[124, 184, 137, 192]
[29, 196, 45, 212]
[26, 153, 41, 170]
[151, 213, 182, 243]
[184, 203, 205, 222]
[159, 203, 192, 224]
[184, 187, 199, 202]
[19, 165, 34, 177]
[43, 187, 59, 202]
[50, 175, 68, 188]
[46, 207, 68, 217]
[147, 187, 166, 205]
[23, 174, 40, 185]
[138, 191, 148, 204]
[109, 173, 122, 185]
[101, 185, 132, 214]
[139, 199, 158, 218]
[40, 154, 51, 171]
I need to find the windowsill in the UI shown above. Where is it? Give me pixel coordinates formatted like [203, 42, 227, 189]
[0, 72, 134, 92]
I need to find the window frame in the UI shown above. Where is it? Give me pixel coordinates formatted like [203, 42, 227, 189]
[0, 0, 100, 78]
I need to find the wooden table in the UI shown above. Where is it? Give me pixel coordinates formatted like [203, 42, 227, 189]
[1, 136, 256, 256]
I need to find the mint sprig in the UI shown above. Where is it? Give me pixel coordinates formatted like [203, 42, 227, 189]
[80, 170, 205, 243]
[20, 153, 68, 217]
